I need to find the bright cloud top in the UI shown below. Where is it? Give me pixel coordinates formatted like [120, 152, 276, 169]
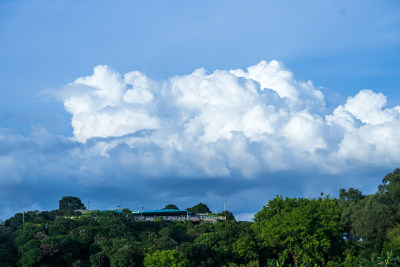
[60, 60, 400, 177]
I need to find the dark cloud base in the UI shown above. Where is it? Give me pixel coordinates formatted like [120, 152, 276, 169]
[0, 158, 387, 221]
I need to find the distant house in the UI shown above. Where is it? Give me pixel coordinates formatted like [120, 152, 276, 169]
[79, 208, 225, 223]
[134, 209, 190, 221]
[133, 209, 225, 222]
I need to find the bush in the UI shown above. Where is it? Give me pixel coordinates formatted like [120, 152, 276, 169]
[144, 250, 189, 267]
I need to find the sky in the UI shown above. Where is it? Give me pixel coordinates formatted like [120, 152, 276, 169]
[1, 0, 400, 221]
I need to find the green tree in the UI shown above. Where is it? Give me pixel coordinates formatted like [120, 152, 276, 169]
[215, 210, 236, 221]
[59, 196, 85, 211]
[73, 224, 99, 250]
[253, 196, 344, 266]
[339, 188, 365, 202]
[383, 224, 400, 255]
[96, 213, 129, 238]
[377, 168, 400, 223]
[14, 223, 44, 251]
[4, 212, 24, 229]
[38, 210, 57, 222]
[40, 235, 81, 265]
[18, 239, 42, 267]
[341, 169, 400, 256]
[232, 233, 258, 264]
[49, 217, 79, 236]
[342, 195, 392, 256]
[72, 259, 85, 267]
[110, 246, 142, 267]
[180, 241, 221, 266]
[144, 250, 189, 267]
[0, 226, 17, 265]
[186, 203, 211, 214]
[90, 251, 110, 267]
[193, 221, 244, 264]
[163, 204, 179, 210]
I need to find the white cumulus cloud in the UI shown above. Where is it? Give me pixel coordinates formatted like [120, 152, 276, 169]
[63, 65, 160, 143]
[58, 61, 400, 177]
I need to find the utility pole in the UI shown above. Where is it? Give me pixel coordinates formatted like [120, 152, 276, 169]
[224, 201, 226, 220]
[88, 201, 90, 210]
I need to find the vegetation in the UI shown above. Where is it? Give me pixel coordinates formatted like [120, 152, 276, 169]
[186, 203, 211, 214]
[163, 204, 179, 210]
[59, 196, 86, 211]
[2, 169, 400, 266]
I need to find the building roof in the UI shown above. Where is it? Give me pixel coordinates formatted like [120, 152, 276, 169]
[139, 209, 189, 216]
[99, 209, 123, 213]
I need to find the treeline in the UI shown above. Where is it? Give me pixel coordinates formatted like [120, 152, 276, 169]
[1, 169, 400, 266]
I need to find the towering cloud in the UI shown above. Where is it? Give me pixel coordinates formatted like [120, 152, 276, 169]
[58, 60, 400, 177]
[1, 60, 400, 221]
[63, 65, 160, 143]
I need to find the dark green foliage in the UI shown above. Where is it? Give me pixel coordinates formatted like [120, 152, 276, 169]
[18, 239, 42, 266]
[72, 259, 89, 267]
[59, 196, 86, 211]
[341, 168, 400, 257]
[0, 226, 17, 264]
[253, 196, 344, 266]
[377, 168, 400, 222]
[144, 249, 189, 267]
[339, 187, 365, 202]
[5, 211, 42, 229]
[14, 223, 45, 250]
[49, 217, 78, 235]
[191, 220, 258, 265]
[215, 210, 236, 221]
[163, 204, 179, 210]
[5, 212, 24, 229]
[186, 203, 211, 214]
[110, 247, 141, 267]
[38, 210, 58, 221]
[384, 225, 400, 255]
[41, 235, 81, 265]
[4, 168, 400, 266]
[90, 251, 110, 267]
[180, 241, 221, 266]
[232, 232, 258, 263]
[342, 195, 391, 255]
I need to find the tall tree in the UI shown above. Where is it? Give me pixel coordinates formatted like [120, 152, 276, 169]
[377, 168, 400, 220]
[253, 196, 344, 266]
[163, 204, 179, 210]
[342, 169, 400, 256]
[186, 203, 211, 214]
[59, 196, 85, 211]
[339, 188, 365, 202]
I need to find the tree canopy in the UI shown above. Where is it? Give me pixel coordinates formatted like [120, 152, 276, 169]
[163, 204, 179, 210]
[2, 169, 400, 266]
[59, 196, 85, 211]
[253, 196, 344, 266]
[186, 203, 211, 214]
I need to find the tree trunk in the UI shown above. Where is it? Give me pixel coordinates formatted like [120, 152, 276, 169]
[292, 254, 299, 267]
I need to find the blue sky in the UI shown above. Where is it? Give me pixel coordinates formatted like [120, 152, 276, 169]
[1, 0, 400, 221]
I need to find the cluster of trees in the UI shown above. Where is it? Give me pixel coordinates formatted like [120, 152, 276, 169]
[2, 169, 400, 266]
